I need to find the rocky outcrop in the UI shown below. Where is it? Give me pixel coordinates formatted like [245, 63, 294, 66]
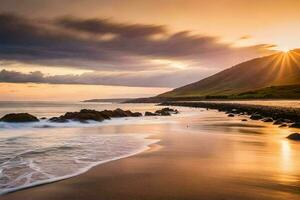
[287, 133, 300, 141]
[154, 107, 179, 116]
[0, 113, 39, 123]
[144, 107, 179, 117]
[250, 114, 263, 120]
[262, 118, 273, 122]
[290, 122, 300, 128]
[49, 108, 143, 123]
[161, 101, 300, 129]
[145, 111, 158, 116]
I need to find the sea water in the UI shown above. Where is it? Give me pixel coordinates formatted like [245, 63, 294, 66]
[0, 102, 163, 194]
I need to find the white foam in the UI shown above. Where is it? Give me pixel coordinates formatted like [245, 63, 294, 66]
[0, 116, 176, 130]
[0, 134, 159, 195]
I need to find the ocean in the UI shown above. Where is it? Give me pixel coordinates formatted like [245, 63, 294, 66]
[1, 100, 300, 196]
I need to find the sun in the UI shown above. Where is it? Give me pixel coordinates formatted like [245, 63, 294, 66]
[279, 47, 291, 53]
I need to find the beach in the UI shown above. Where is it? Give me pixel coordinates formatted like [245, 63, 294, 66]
[1, 102, 300, 200]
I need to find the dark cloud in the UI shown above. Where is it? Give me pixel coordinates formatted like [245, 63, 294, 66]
[56, 16, 166, 38]
[0, 13, 275, 66]
[0, 69, 207, 87]
[0, 13, 276, 87]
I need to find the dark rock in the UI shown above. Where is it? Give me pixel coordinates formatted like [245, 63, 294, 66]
[290, 122, 300, 128]
[0, 113, 39, 123]
[156, 110, 171, 116]
[64, 110, 105, 122]
[262, 118, 273, 122]
[49, 108, 143, 123]
[161, 107, 179, 114]
[145, 111, 158, 116]
[228, 114, 235, 117]
[154, 107, 178, 116]
[273, 119, 284, 125]
[131, 112, 142, 117]
[287, 133, 300, 141]
[100, 110, 114, 119]
[283, 119, 293, 123]
[250, 113, 263, 120]
[40, 117, 47, 120]
[279, 124, 287, 128]
[241, 119, 248, 121]
[112, 108, 131, 117]
[49, 117, 68, 123]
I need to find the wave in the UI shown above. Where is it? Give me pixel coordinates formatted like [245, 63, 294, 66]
[0, 134, 159, 195]
[0, 116, 175, 130]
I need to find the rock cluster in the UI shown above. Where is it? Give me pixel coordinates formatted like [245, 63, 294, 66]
[49, 108, 142, 123]
[161, 101, 299, 129]
[0, 107, 179, 124]
[144, 107, 179, 116]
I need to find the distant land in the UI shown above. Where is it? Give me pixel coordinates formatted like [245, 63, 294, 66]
[128, 49, 300, 103]
[82, 98, 133, 103]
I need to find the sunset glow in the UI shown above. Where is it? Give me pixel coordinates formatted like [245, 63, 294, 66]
[0, 0, 300, 100]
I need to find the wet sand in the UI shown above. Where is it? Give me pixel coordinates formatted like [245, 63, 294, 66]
[2, 109, 300, 200]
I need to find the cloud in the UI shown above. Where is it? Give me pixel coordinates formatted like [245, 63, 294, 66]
[0, 13, 276, 87]
[56, 16, 166, 38]
[0, 69, 210, 87]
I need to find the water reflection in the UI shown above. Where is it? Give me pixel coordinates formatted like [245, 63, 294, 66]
[280, 140, 293, 173]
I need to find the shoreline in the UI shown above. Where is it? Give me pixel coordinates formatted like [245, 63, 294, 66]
[0, 135, 159, 195]
[161, 101, 300, 123]
[2, 107, 300, 200]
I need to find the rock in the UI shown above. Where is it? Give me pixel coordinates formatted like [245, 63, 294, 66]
[161, 107, 179, 114]
[287, 133, 300, 141]
[290, 122, 300, 128]
[112, 108, 131, 117]
[250, 113, 263, 120]
[100, 110, 114, 119]
[262, 118, 273, 122]
[283, 119, 293, 123]
[64, 110, 106, 122]
[49, 117, 68, 123]
[154, 107, 178, 116]
[241, 119, 248, 121]
[279, 124, 287, 128]
[49, 108, 143, 123]
[0, 113, 39, 123]
[273, 119, 284, 125]
[40, 117, 47, 120]
[131, 112, 143, 117]
[145, 111, 158, 116]
[227, 114, 235, 117]
[155, 110, 171, 116]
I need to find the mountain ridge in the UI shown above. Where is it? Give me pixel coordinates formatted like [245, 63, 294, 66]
[159, 49, 300, 98]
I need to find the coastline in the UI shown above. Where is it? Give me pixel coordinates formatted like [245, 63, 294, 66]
[2, 107, 300, 200]
[0, 135, 159, 195]
[161, 101, 300, 122]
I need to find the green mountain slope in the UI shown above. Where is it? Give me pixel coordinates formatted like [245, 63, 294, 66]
[231, 84, 300, 99]
[159, 49, 300, 98]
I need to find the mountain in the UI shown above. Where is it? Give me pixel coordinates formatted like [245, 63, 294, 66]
[230, 84, 300, 99]
[159, 49, 300, 98]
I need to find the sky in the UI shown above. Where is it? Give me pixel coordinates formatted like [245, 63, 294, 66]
[0, 0, 299, 101]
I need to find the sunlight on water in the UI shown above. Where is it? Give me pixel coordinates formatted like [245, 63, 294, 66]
[280, 140, 292, 173]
